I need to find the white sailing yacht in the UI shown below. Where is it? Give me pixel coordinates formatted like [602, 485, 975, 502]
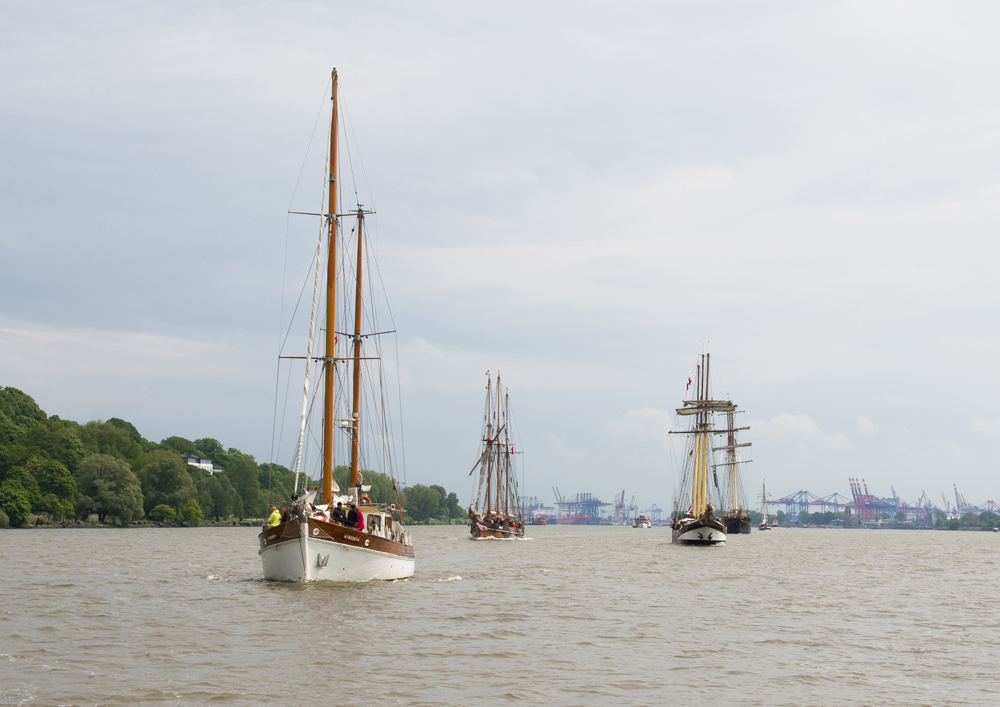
[258, 69, 414, 582]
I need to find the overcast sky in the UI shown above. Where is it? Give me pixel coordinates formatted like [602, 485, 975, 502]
[4, 1, 1000, 511]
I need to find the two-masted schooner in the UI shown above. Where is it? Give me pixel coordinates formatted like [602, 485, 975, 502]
[467, 372, 525, 539]
[670, 350, 732, 545]
[258, 69, 415, 581]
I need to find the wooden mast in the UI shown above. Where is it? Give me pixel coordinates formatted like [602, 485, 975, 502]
[485, 373, 493, 513]
[495, 373, 501, 514]
[349, 207, 364, 491]
[322, 69, 339, 505]
[504, 384, 511, 517]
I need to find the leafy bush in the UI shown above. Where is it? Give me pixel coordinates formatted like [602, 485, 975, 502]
[180, 499, 203, 527]
[0, 508, 9, 528]
[149, 504, 176, 523]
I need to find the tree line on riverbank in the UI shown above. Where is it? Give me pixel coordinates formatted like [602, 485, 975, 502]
[0, 386, 466, 528]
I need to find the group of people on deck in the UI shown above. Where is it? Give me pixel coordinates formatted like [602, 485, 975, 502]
[266, 501, 364, 530]
[329, 501, 365, 530]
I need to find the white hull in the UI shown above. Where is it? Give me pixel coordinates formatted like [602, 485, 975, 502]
[672, 525, 726, 545]
[632, 521, 651, 529]
[259, 534, 414, 582]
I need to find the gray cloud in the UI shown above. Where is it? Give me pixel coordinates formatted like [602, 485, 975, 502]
[4, 1, 1000, 508]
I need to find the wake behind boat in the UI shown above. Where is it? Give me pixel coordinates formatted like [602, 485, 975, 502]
[258, 69, 414, 581]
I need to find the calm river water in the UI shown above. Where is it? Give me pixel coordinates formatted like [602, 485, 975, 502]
[1, 525, 997, 706]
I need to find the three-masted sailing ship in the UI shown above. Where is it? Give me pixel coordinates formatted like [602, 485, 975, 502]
[670, 350, 732, 546]
[258, 69, 415, 581]
[717, 408, 752, 534]
[468, 372, 525, 539]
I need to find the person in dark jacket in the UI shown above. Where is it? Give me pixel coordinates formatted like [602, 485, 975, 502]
[331, 502, 347, 526]
[346, 503, 364, 530]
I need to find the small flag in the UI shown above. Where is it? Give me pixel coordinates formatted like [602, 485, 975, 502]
[684, 371, 694, 399]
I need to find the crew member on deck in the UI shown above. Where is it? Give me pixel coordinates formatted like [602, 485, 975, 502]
[331, 502, 347, 525]
[267, 505, 281, 527]
[347, 503, 365, 531]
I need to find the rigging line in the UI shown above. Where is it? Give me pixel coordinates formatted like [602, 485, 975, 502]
[297, 365, 326, 475]
[271, 77, 329, 464]
[338, 87, 376, 213]
[278, 242, 322, 355]
[287, 76, 332, 213]
[275, 354, 296, 473]
[339, 88, 361, 207]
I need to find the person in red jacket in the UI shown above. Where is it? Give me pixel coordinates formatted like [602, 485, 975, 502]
[347, 503, 365, 531]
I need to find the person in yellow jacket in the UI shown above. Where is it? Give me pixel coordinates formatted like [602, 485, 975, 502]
[266, 505, 281, 527]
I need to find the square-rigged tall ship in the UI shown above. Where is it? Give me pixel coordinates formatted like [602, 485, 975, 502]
[669, 349, 733, 546]
[258, 69, 414, 581]
[467, 372, 525, 539]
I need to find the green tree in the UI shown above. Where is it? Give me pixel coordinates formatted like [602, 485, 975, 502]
[149, 504, 176, 523]
[24, 420, 85, 472]
[106, 418, 143, 444]
[36, 459, 76, 505]
[142, 456, 197, 515]
[260, 462, 296, 507]
[201, 472, 238, 520]
[76, 454, 144, 525]
[224, 450, 262, 518]
[194, 438, 228, 467]
[0, 479, 32, 526]
[79, 421, 144, 469]
[0, 387, 47, 429]
[160, 436, 198, 456]
[180, 499, 203, 527]
[34, 459, 76, 521]
[961, 511, 980, 527]
[895, 510, 907, 522]
[404, 484, 441, 522]
[0, 508, 9, 528]
[776, 510, 786, 524]
[980, 510, 999, 528]
[443, 492, 462, 520]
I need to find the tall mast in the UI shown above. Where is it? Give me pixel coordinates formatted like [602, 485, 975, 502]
[692, 355, 706, 516]
[496, 373, 504, 515]
[485, 374, 493, 513]
[349, 207, 364, 491]
[322, 68, 339, 505]
[504, 384, 510, 516]
[727, 410, 738, 511]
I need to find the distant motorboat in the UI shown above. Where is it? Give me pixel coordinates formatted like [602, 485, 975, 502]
[632, 514, 651, 529]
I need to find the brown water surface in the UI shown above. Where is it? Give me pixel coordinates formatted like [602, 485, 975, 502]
[1, 525, 997, 705]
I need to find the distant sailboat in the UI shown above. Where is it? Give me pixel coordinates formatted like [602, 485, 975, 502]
[717, 408, 752, 535]
[670, 349, 731, 546]
[758, 482, 771, 531]
[468, 372, 525, 539]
